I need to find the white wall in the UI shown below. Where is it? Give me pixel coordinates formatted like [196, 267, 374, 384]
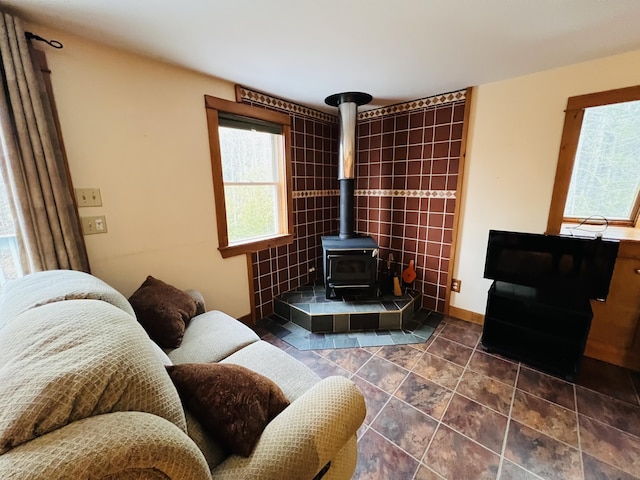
[30, 24, 252, 318]
[452, 48, 640, 314]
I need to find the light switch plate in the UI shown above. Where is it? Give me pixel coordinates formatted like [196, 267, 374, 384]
[75, 188, 102, 207]
[81, 215, 108, 235]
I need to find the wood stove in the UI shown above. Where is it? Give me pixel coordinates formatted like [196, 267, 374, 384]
[321, 91, 378, 299]
[322, 235, 378, 299]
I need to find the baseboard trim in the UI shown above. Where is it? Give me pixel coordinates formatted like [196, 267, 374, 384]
[448, 305, 485, 325]
[238, 313, 254, 326]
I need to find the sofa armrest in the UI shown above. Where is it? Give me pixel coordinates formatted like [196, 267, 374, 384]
[0, 411, 211, 480]
[211, 375, 366, 480]
[185, 289, 206, 315]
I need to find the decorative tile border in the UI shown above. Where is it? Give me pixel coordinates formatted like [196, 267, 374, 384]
[237, 86, 336, 123]
[356, 189, 456, 199]
[358, 89, 467, 120]
[238, 85, 466, 123]
[294, 189, 456, 199]
[293, 189, 339, 199]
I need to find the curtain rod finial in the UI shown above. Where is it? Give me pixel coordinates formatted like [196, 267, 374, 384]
[25, 32, 63, 49]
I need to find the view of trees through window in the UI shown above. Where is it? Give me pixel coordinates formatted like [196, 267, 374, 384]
[218, 126, 282, 244]
[564, 100, 640, 222]
[0, 171, 21, 289]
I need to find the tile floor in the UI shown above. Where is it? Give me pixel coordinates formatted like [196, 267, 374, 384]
[254, 315, 640, 480]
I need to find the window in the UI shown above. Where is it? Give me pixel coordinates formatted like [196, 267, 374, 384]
[0, 172, 22, 290]
[205, 95, 293, 258]
[547, 85, 640, 233]
[565, 100, 640, 222]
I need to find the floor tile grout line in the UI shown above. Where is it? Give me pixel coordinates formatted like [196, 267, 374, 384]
[436, 331, 483, 351]
[513, 387, 580, 421]
[505, 374, 594, 478]
[502, 388, 593, 460]
[413, 465, 446, 480]
[325, 349, 376, 377]
[496, 362, 521, 480]
[435, 351, 590, 455]
[575, 381, 640, 410]
[419, 331, 482, 469]
[428, 337, 519, 416]
[577, 410, 640, 441]
[579, 436, 640, 479]
[515, 384, 577, 412]
[417, 337, 516, 419]
[444, 388, 509, 419]
[573, 381, 585, 480]
[366, 423, 431, 466]
[358, 327, 445, 466]
[379, 344, 461, 476]
[360, 340, 428, 422]
[481, 353, 640, 439]
[355, 353, 566, 479]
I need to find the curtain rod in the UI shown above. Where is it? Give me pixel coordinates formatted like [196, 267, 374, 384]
[25, 32, 63, 49]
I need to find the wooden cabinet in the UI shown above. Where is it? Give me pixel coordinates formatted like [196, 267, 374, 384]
[585, 241, 640, 371]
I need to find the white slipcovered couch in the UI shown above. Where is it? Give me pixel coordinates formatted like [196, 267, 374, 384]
[0, 270, 365, 479]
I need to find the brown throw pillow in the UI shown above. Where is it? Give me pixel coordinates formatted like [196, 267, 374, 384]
[128, 276, 198, 349]
[166, 363, 290, 457]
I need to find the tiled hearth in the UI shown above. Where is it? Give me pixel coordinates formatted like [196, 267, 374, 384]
[252, 316, 640, 479]
[275, 282, 423, 332]
[259, 283, 443, 350]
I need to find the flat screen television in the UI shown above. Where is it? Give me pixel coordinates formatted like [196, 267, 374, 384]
[483, 230, 619, 301]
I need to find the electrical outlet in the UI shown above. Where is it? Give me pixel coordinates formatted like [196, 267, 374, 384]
[81, 215, 108, 235]
[75, 188, 102, 207]
[451, 278, 461, 293]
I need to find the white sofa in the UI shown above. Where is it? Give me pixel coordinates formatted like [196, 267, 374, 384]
[0, 270, 366, 479]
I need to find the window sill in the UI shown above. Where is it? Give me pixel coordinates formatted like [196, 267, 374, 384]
[218, 234, 294, 258]
[560, 223, 640, 243]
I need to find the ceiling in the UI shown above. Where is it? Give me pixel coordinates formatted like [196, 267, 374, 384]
[3, 0, 640, 112]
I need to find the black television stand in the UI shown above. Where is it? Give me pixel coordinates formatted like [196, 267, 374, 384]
[481, 281, 593, 381]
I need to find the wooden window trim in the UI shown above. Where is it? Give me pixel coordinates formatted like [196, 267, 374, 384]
[205, 95, 294, 258]
[444, 87, 473, 315]
[546, 85, 640, 235]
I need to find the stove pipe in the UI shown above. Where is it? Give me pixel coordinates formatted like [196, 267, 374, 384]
[325, 92, 372, 239]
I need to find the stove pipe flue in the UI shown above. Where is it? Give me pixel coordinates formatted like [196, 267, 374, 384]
[325, 92, 372, 239]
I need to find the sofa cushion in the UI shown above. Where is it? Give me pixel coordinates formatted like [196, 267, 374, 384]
[0, 299, 187, 454]
[0, 269, 135, 329]
[129, 276, 198, 349]
[166, 363, 289, 457]
[183, 409, 229, 470]
[221, 340, 320, 402]
[167, 310, 259, 364]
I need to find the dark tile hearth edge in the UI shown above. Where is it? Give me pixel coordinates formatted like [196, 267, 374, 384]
[274, 283, 425, 333]
[257, 307, 443, 351]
